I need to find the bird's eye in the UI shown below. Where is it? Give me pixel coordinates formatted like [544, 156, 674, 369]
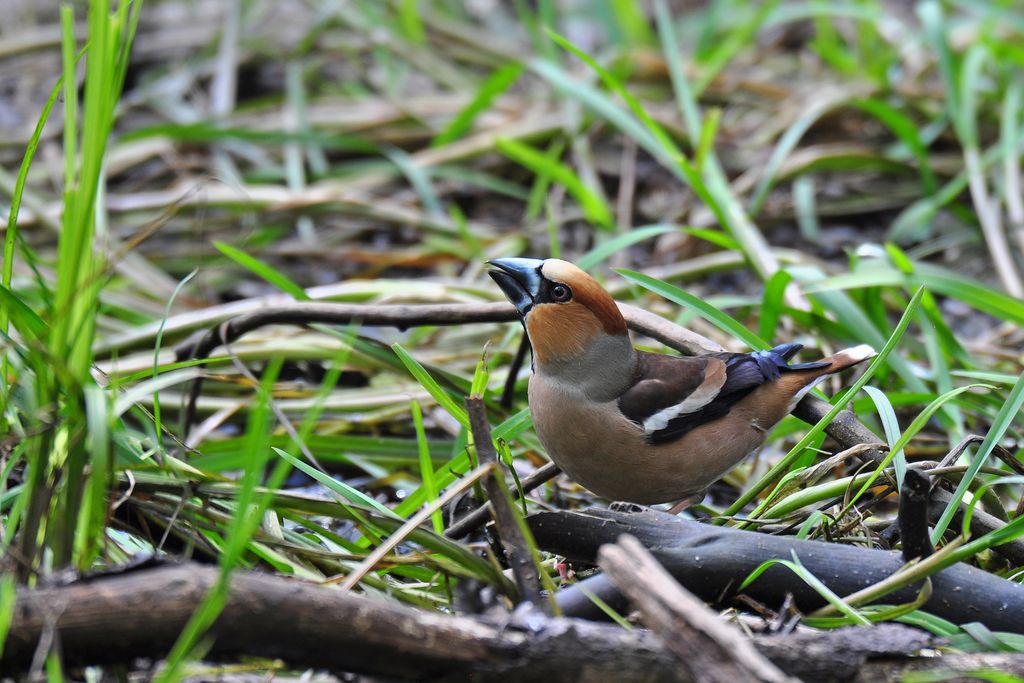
[551, 284, 571, 302]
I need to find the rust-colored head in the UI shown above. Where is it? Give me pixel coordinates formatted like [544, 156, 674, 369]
[488, 258, 627, 368]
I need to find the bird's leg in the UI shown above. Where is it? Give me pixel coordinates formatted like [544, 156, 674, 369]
[666, 499, 691, 515]
[666, 491, 706, 515]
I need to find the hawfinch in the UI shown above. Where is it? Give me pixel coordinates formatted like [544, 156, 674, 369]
[488, 257, 875, 506]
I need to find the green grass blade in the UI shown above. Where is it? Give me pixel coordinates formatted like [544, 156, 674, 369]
[851, 385, 986, 507]
[932, 372, 1024, 542]
[0, 574, 15, 658]
[758, 270, 793, 341]
[749, 89, 854, 217]
[392, 343, 469, 428]
[496, 138, 613, 229]
[213, 242, 309, 300]
[851, 97, 937, 193]
[863, 386, 904, 488]
[1, 60, 68, 336]
[411, 401, 444, 534]
[694, 1, 777, 95]
[433, 63, 524, 147]
[157, 358, 284, 682]
[545, 28, 685, 161]
[740, 555, 870, 626]
[152, 269, 198, 450]
[618, 269, 768, 349]
[654, 0, 700, 141]
[273, 447, 399, 520]
[0, 285, 48, 343]
[380, 145, 445, 219]
[577, 224, 677, 270]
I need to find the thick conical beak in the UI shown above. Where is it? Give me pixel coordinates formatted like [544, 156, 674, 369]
[487, 257, 544, 316]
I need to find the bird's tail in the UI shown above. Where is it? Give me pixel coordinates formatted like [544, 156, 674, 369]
[753, 342, 876, 379]
[820, 344, 877, 373]
[778, 344, 876, 412]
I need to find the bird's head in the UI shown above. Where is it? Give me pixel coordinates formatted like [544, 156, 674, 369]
[488, 257, 634, 395]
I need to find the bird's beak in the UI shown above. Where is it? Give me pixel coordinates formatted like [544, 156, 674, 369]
[487, 257, 544, 316]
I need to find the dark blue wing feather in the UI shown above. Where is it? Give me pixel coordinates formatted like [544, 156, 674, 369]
[643, 344, 826, 445]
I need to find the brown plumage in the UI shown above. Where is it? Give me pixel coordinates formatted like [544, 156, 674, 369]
[488, 257, 876, 505]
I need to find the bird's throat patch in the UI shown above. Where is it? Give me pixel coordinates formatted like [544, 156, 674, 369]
[525, 302, 602, 366]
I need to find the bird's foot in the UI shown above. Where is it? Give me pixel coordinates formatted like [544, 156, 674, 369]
[608, 501, 651, 514]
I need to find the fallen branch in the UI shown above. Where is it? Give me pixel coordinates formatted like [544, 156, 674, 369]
[599, 534, 794, 683]
[0, 561, 970, 683]
[536, 506, 1024, 634]
[17, 561, 1023, 683]
[754, 624, 934, 682]
[1, 563, 684, 681]
[860, 653, 1024, 682]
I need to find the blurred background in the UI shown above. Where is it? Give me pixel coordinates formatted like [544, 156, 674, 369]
[5, 1, 1020, 303]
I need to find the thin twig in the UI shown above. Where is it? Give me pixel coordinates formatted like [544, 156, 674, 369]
[599, 534, 795, 683]
[615, 136, 638, 241]
[174, 300, 721, 433]
[928, 434, 1020, 479]
[501, 332, 531, 409]
[466, 397, 547, 609]
[334, 462, 496, 592]
[445, 462, 560, 540]
[965, 145, 1024, 297]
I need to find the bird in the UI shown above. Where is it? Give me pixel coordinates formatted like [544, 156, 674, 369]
[487, 256, 876, 507]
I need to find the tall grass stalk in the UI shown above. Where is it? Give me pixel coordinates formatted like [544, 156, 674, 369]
[11, 0, 141, 578]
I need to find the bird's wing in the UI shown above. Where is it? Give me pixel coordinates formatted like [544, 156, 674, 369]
[618, 345, 828, 445]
